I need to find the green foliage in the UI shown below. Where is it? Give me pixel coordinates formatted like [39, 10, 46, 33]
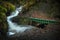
[0, 2, 15, 12]
[12, 16, 30, 25]
[0, 12, 6, 19]
[0, 12, 6, 26]
[0, 6, 7, 13]
[19, 17, 30, 25]
[0, 12, 8, 34]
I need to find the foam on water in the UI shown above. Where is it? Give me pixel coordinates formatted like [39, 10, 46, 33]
[7, 6, 33, 36]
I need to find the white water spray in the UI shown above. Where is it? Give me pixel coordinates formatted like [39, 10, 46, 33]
[7, 6, 34, 36]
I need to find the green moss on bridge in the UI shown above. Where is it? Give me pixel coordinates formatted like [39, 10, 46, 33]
[29, 17, 59, 24]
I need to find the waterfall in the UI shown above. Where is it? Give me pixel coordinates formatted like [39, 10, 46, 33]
[7, 6, 34, 36]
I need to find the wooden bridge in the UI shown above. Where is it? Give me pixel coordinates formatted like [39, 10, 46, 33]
[29, 17, 59, 24]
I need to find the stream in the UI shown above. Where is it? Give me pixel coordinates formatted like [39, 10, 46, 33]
[7, 6, 34, 36]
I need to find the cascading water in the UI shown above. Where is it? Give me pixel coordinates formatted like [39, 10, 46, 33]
[7, 6, 34, 36]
